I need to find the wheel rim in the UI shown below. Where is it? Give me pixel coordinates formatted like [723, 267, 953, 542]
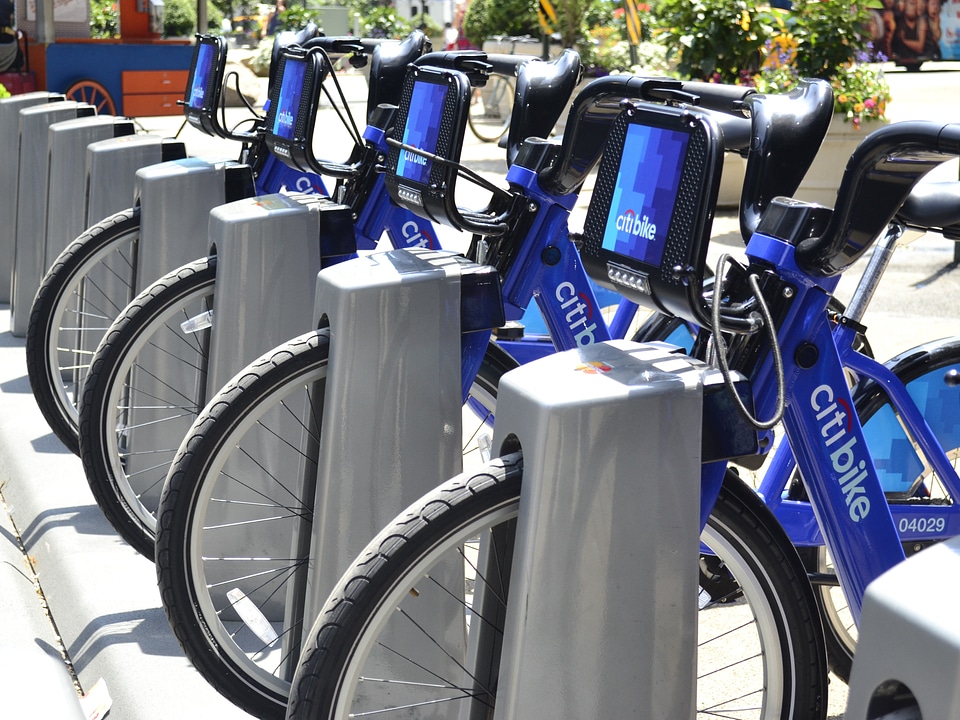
[178, 358, 499, 706]
[102, 280, 213, 532]
[66, 80, 117, 115]
[185, 357, 330, 700]
[44, 226, 139, 438]
[325, 506, 788, 718]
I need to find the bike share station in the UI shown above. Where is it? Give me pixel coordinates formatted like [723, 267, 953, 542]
[244, 62, 759, 716]
[3, 25, 960, 720]
[0, 91, 62, 304]
[281, 58, 960, 718]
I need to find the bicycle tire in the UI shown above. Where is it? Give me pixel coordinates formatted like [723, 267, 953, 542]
[156, 330, 514, 717]
[26, 207, 141, 455]
[467, 76, 514, 143]
[286, 462, 827, 719]
[78, 256, 216, 558]
[799, 335, 960, 682]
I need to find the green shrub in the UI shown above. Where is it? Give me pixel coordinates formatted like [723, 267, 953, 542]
[163, 0, 224, 37]
[361, 6, 413, 38]
[411, 12, 443, 37]
[90, 0, 119, 38]
[462, 0, 537, 46]
[276, 5, 316, 33]
[651, 0, 773, 82]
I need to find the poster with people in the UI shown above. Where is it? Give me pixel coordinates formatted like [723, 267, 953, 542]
[871, 0, 960, 64]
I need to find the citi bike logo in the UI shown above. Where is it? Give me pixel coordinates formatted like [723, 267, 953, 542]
[277, 109, 294, 134]
[402, 149, 427, 167]
[616, 209, 657, 240]
[293, 175, 322, 195]
[401, 220, 435, 249]
[556, 281, 597, 346]
[810, 384, 872, 522]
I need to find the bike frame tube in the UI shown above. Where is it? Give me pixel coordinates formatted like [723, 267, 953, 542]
[498, 163, 615, 351]
[745, 231, 906, 623]
[253, 152, 327, 196]
[759, 323, 960, 548]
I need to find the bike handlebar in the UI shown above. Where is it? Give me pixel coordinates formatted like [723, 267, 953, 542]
[795, 121, 960, 276]
[538, 75, 756, 197]
[302, 36, 391, 56]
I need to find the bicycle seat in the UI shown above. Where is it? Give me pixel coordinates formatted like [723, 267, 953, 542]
[740, 79, 834, 241]
[505, 49, 582, 166]
[897, 181, 960, 239]
[367, 31, 429, 119]
[268, 22, 320, 94]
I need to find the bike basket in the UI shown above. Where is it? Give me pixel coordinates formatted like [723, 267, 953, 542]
[265, 46, 330, 173]
[183, 34, 228, 138]
[383, 65, 471, 230]
[581, 102, 723, 327]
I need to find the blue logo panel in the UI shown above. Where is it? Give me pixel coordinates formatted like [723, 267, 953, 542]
[273, 58, 307, 141]
[601, 123, 689, 268]
[396, 80, 449, 185]
[189, 42, 215, 110]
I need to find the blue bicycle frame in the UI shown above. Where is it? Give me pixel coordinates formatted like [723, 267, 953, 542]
[714, 228, 960, 624]
[254, 152, 328, 197]
[354, 122, 641, 393]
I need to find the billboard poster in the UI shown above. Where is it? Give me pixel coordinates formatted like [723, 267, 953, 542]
[871, 0, 960, 64]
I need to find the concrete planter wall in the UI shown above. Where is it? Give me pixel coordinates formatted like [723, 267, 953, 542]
[794, 114, 887, 207]
[716, 114, 887, 210]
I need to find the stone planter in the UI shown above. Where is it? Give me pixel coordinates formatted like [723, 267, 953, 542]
[715, 114, 887, 211]
[795, 114, 888, 207]
[717, 152, 747, 210]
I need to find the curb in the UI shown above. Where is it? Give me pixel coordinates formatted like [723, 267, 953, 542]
[0, 307, 252, 719]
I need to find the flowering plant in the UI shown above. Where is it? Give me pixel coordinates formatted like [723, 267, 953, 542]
[830, 61, 890, 127]
[650, 0, 890, 126]
[752, 31, 890, 127]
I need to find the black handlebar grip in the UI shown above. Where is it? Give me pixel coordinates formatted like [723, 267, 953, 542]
[483, 53, 535, 77]
[938, 124, 960, 155]
[678, 81, 755, 114]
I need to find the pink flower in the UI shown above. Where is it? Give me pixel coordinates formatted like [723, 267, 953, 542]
[865, 97, 876, 109]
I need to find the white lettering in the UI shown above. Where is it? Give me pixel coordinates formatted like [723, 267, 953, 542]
[401, 220, 431, 248]
[277, 109, 294, 130]
[555, 282, 596, 346]
[810, 384, 872, 522]
[295, 176, 317, 194]
[615, 210, 657, 240]
[403, 149, 427, 166]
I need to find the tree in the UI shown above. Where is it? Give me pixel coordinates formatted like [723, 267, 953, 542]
[462, 0, 537, 46]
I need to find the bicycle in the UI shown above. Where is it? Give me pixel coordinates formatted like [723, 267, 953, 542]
[153, 64, 836, 716]
[76, 45, 577, 559]
[286, 103, 960, 717]
[468, 72, 514, 143]
[25, 26, 330, 455]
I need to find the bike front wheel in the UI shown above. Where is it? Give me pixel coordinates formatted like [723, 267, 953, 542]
[26, 207, 141, 454]
[78, 256, 216, 558]
[467, 76, 515, 143]
[287, 463, 828, 719]
[155, 329, 511, 717]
